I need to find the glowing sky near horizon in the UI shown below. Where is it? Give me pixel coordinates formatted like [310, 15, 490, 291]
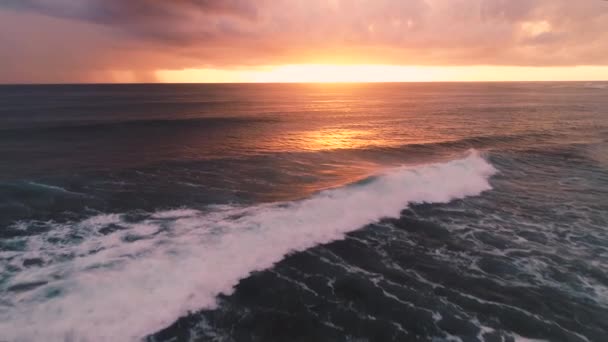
[156, 65, 608, 83]
[1, 0, 608, 83]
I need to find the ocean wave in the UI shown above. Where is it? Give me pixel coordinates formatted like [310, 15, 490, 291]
[0, 150, 496, 341]
[582, 83, 607, 90]
[24, 181, 87, 196]
[0, 116, 276, 134]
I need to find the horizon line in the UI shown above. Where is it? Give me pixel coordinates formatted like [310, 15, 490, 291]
[1, 80, 607, 86]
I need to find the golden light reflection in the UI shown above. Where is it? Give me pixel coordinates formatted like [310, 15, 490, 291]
[155, 64, 608, 83]
[288, 128, 383, 195]
[296, 128, 374, 151]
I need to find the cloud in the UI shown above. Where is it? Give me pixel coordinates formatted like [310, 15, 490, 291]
[3, 0, 260, 22]
[2, 0, 261, 43]
[1, 0, 608, 82]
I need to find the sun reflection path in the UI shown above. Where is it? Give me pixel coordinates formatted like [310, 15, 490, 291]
[297, 128, 374, 151]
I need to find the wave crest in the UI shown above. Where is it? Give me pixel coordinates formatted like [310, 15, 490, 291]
[0, 150, 496, 341]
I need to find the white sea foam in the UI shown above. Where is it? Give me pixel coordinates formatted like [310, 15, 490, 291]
[26, 181, 87, 197]
[0, 150, 496, 341]
[582, 82, 607, 90]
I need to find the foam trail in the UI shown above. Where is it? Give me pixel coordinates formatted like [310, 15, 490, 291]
[583, 82, 607, 89]
[0, 150, 496, 341]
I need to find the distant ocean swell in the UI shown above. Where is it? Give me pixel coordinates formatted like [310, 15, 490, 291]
[0, 150, 496, 341]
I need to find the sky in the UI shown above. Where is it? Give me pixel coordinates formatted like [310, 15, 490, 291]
[1, 0, 608, 83]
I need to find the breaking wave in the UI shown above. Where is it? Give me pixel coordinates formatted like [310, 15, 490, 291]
[0, 150, 496, 341]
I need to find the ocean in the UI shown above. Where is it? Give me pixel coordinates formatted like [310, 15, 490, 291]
[0, 82, 607, 341]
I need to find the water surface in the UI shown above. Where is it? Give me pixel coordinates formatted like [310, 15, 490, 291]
[0, 82, 607, 341]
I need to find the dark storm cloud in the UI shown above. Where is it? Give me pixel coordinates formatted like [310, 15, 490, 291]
[3, 0, 259, 22]
[2, 0, 260, 43]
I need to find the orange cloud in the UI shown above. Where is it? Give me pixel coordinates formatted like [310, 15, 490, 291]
[1, 0, 608, 83]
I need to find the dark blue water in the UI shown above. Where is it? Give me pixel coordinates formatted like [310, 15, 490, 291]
[0, 83, 607, 341]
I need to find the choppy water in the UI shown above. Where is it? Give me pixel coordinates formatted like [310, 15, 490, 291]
[0, 83, 607, 341]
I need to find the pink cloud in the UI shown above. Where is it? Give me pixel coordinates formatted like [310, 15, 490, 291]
[1, 0, 607, 82]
